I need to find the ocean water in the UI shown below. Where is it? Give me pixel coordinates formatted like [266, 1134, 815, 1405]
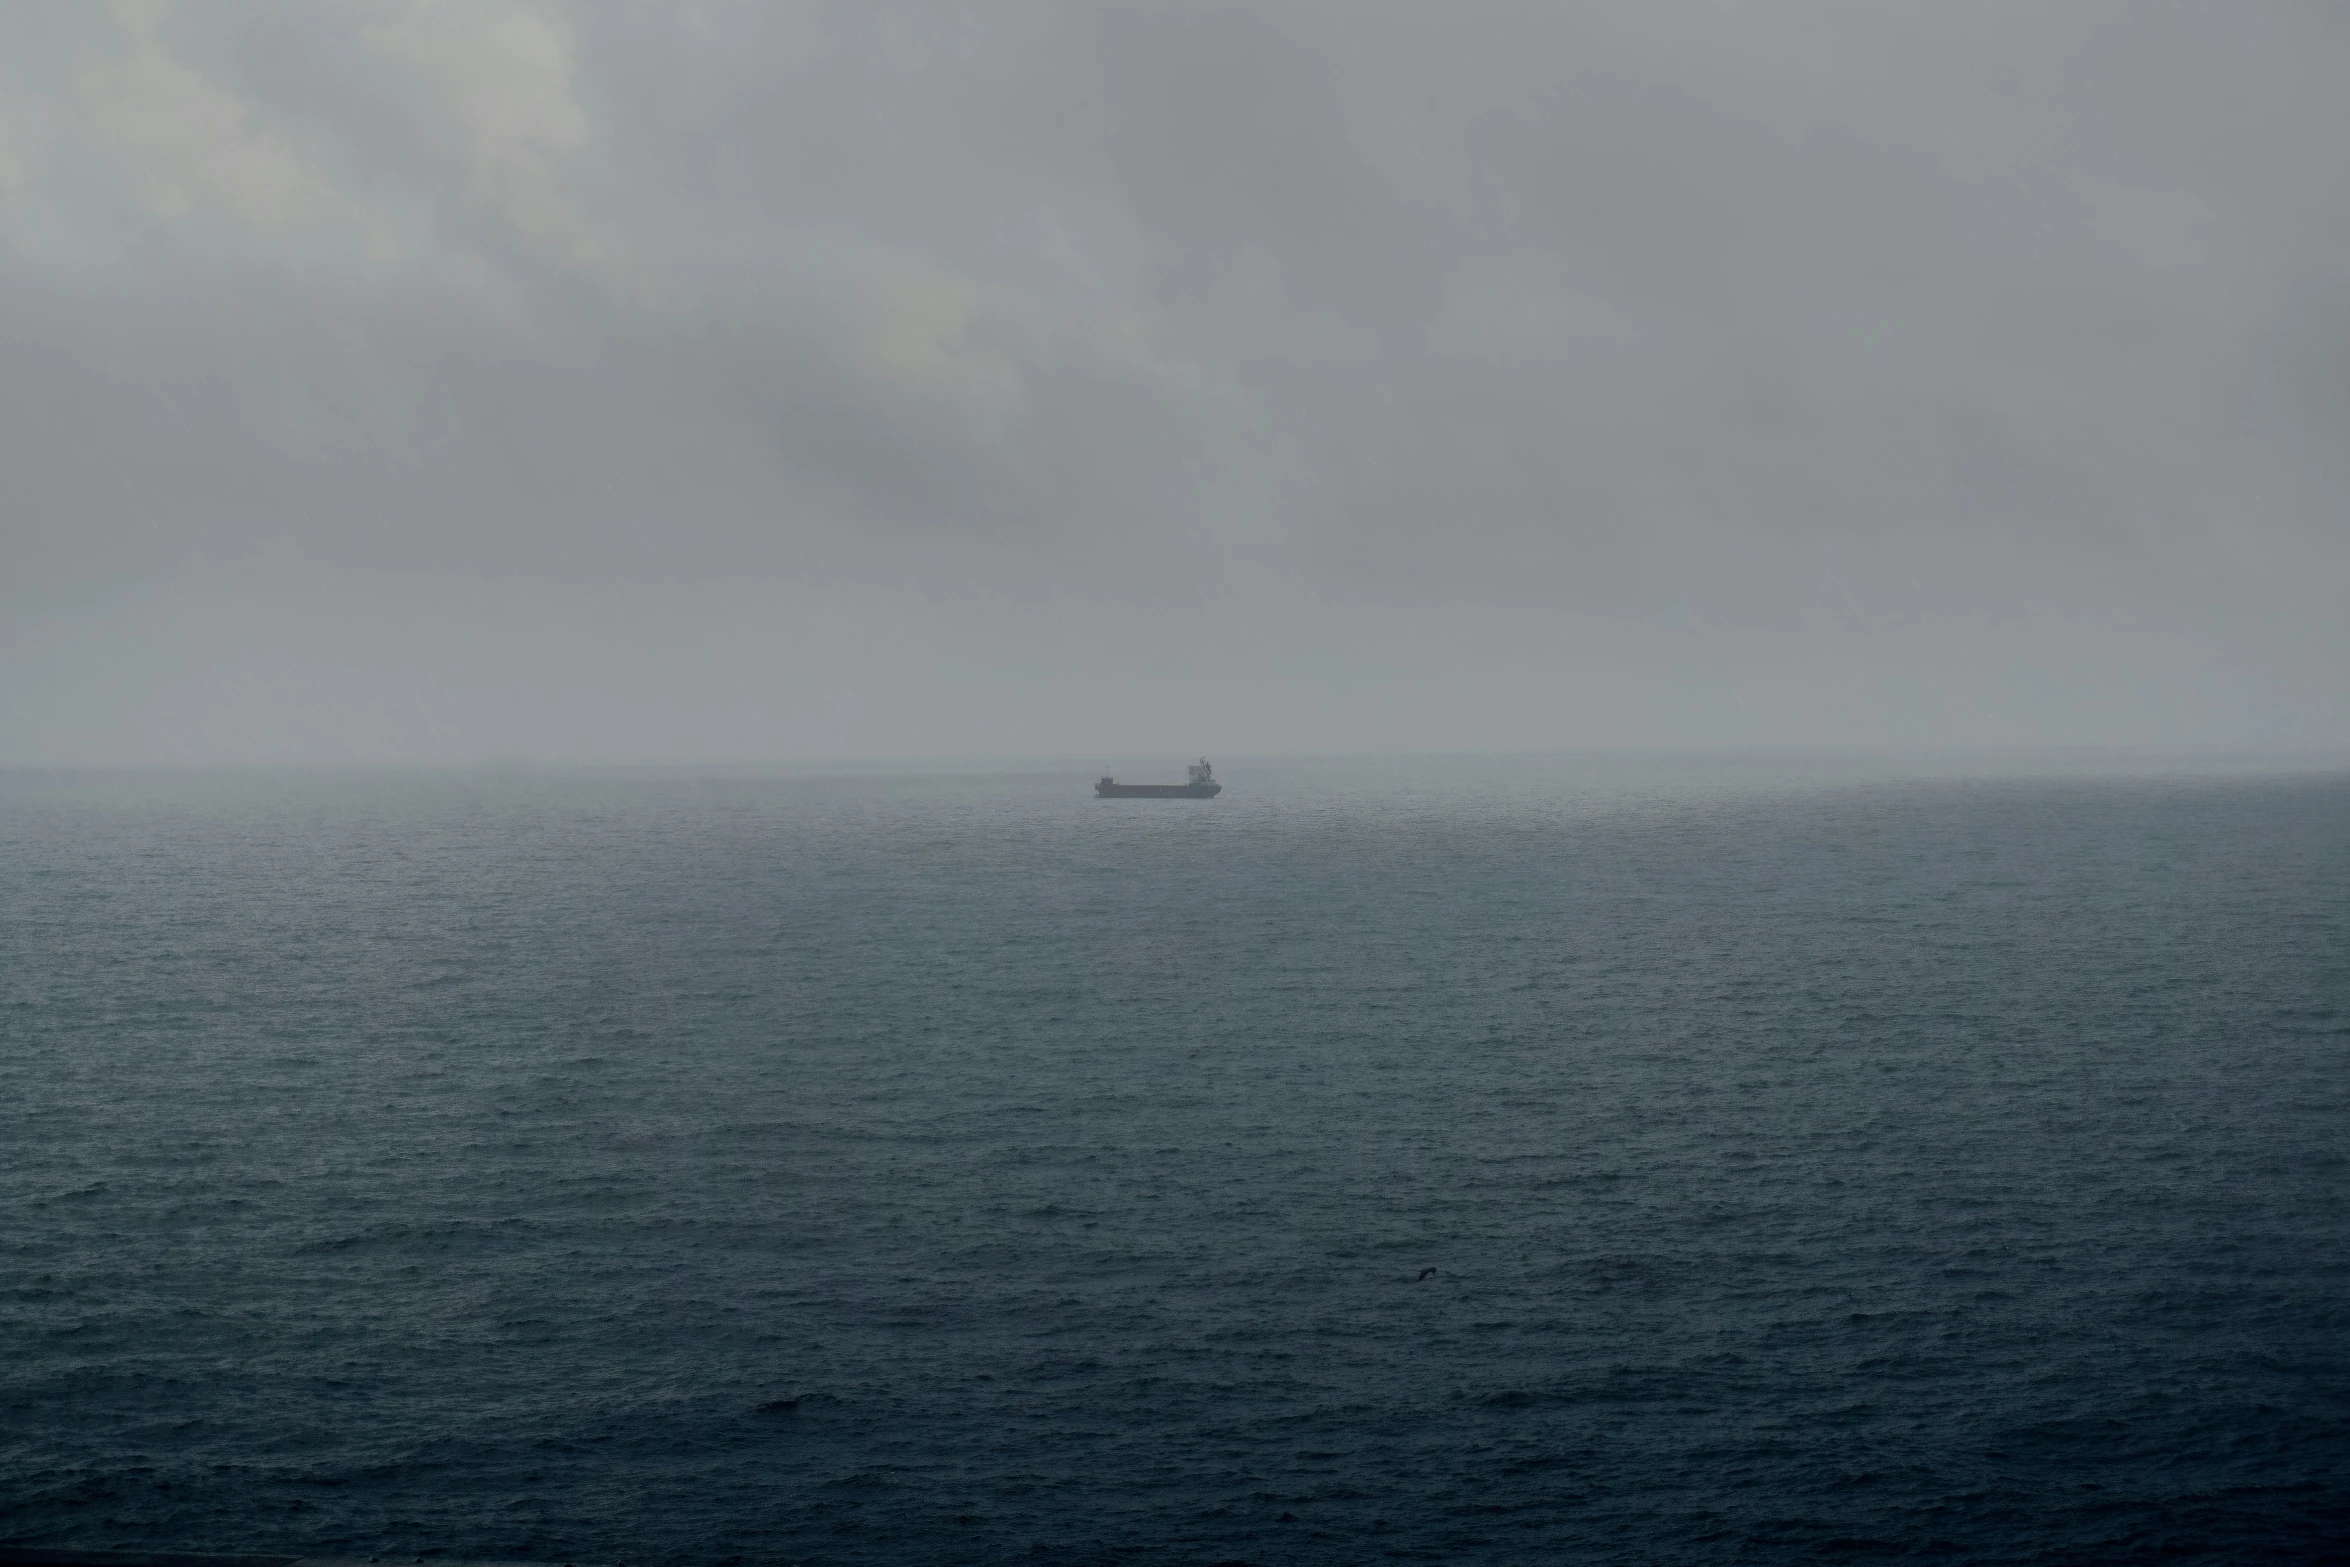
[3, 756, 2346, 1565]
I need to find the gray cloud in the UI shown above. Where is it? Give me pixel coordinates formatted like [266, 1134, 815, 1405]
[2, 0, 2344, 762]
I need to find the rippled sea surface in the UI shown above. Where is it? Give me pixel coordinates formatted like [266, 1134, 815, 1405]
[4, 757, 2346, 1565]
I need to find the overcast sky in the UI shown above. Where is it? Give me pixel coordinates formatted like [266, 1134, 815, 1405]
[2, 0, 2345, 764]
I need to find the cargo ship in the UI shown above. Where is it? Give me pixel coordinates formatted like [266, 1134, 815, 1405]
[1096, 759, 1221, 798]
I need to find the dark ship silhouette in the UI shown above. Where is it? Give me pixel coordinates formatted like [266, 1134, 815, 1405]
[1095, 759, 1221, 798]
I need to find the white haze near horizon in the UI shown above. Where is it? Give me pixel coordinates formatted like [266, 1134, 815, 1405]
[3, 1, 2347, 766]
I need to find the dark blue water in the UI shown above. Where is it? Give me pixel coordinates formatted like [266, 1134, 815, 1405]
[4, 758, 2347, 1564]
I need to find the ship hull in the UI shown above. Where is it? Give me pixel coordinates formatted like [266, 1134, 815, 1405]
[1095, 782, 1221, 798]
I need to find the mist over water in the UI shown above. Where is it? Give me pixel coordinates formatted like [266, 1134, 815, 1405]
[3, 756, 2345, 1563]
[8, 3, 2346, 1554]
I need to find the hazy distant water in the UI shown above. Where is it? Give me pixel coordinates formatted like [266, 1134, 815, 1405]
[4, 757, 2346, 1565]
